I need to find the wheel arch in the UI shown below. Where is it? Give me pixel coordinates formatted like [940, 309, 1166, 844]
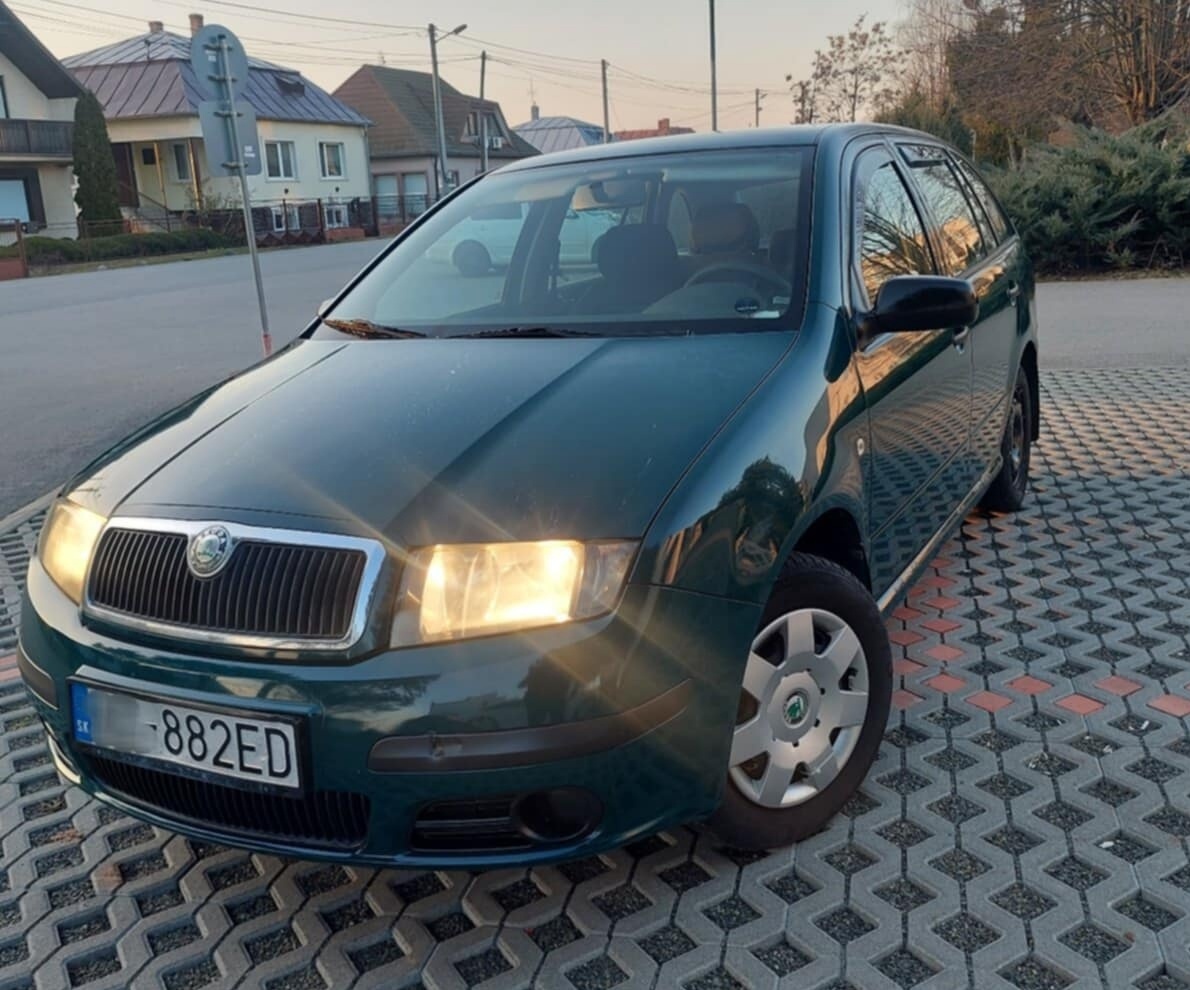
[782, 502, 872, 593]
[1021, 342, 1040, 441]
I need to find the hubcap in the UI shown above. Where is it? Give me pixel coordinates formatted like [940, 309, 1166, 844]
[730, 608, 870, 809]
[1008, 391, 1026, 481]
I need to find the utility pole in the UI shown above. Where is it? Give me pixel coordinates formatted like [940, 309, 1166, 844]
[601, 59, 611, 143]
[428, 23, 466, 197]
[479, 50, 489, 173]
[708, 0, 718, 132]
[755, 88, 763, 128]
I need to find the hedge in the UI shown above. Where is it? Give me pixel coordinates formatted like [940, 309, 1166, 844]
[987, 124, 1190, 274]
[0, 227, 239, 265]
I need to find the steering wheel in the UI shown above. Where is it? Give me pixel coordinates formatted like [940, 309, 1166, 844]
[684, 261, 792, 296]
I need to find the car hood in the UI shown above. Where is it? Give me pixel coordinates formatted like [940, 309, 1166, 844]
[70, 334, 793, 545]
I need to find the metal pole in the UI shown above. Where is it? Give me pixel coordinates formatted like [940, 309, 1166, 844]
[479, 50, 489, 174]
[755, 88, 761, 128]
[709, 0, 718, 132]
[601, 59, 610, 143]
[429, 24, 450, 197]
[216, 34, 270, 355]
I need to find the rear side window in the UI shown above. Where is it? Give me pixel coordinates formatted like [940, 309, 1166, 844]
[900, 145, 988, 276]
[951, 154, 1011, 244]
[855, 153, 934, 306]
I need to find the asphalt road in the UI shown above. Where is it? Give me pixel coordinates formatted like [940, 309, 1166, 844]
[1, 241, 1187, 517]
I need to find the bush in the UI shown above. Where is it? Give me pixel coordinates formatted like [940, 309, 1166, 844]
[0, 227, 239, 266]
[987, 125, 1190, 274]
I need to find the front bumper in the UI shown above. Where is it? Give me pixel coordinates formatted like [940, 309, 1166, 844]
[21, 559, 760, 868]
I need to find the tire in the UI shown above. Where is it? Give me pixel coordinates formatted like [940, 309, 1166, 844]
[453, 240, 491, 277]
[979, 365, 1033, 513]
[710, 553, 892, 850]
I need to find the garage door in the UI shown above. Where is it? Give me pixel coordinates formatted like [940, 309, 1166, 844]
[0, 179, 30, 223]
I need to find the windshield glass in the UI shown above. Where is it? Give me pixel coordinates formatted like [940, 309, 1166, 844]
[316, 146, 813, 339]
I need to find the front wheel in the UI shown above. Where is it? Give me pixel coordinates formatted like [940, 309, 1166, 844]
[979, 365, 1033, 513]
[710, 553, 892, 850]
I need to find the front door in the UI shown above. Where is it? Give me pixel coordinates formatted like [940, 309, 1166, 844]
[112, 143, 138, 208]
[850, 146, 974, 593]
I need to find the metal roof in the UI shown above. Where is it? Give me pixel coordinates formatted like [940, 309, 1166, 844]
[64, 30, 368, 126]
[514, 115, 607, 155]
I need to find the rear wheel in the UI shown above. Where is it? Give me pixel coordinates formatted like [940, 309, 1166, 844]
[979, 365, 1032, 513]
[710, 553, 892, 850]
[453, 240, 491, 277]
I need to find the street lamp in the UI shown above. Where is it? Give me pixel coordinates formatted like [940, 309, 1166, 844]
[429, 23, 467, 197]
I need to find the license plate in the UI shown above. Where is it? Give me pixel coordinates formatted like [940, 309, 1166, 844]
[70, 683, 301, 790]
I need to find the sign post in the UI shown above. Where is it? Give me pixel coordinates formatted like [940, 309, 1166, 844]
[191, 25, 271, 356]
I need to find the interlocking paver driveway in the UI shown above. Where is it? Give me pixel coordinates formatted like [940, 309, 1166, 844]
[1, 368, 1189, 990]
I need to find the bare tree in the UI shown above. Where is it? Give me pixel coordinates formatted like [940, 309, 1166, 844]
[788, 15, 899, 123]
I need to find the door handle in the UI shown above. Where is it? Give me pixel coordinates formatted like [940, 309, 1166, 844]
[952, 325, 971, 349]
[1007, 282, 1022, 306]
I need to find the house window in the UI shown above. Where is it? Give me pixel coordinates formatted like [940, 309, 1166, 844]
[0, 178, 31, 223]
[324, 203, 348, 228]
[465, 111, 478, 137]
[265, 140, 297, 180]
[270, 204, 301, 232]
[170, 142, 191, 182]
[0, 78, 8, 119]
[319, 141, 345, 179]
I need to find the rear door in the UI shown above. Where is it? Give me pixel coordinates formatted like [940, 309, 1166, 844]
[897, 143, 1020, 482]
[850, 144, 974, 591]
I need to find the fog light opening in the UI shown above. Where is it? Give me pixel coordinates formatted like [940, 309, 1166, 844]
[512, 788, 602, 845]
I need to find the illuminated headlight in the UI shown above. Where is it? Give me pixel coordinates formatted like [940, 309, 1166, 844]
[38, 499, 107, 604]
[392, 540, 637, 646]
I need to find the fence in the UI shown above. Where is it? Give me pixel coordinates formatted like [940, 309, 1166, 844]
[0, 194, 442, 276]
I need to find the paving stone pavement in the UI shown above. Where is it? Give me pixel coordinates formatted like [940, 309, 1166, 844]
[2, 367, 1190, 990]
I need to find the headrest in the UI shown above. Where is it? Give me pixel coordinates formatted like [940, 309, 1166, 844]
[594, 224, 679, 283]
[691, 203, 760, 255]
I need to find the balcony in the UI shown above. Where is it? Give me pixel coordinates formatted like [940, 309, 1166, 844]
[0, 119, 74, 160]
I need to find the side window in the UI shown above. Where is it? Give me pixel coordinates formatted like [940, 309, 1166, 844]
[856, 154, 934, 307]
[901, 147, 988, 276]
[951, 154, 1011, 244]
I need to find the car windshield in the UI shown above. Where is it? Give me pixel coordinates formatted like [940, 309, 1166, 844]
[316, 146, 813, 339]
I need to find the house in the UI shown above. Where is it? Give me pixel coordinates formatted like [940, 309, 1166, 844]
[65, 15, 372, 243]
[515, 104, 607, 154]
[333, 65, 536, 228]
[614, 117, 695, 142]
[0, 0, 82, 245]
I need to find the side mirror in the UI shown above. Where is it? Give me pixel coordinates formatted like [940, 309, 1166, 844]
[872, 276, 978, 333]
[317, 298, 334, 318]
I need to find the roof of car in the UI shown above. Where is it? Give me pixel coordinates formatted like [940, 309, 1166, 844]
[497, 123, 940, 172]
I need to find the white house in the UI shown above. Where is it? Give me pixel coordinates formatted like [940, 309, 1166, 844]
[65, 15, 372, 241]
[0, 0, 81, 244]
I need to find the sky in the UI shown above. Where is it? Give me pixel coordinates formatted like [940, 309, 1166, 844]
[19, 0, 904, 132]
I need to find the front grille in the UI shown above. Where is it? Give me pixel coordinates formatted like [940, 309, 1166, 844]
[87, 527, 367, 642]
[86, 753, 370, 849]
[411, 797, 533, 854]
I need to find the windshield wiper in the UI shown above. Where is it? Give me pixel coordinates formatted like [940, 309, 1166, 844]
[452, 326, 600, 339]
[322, 318, 427, 339]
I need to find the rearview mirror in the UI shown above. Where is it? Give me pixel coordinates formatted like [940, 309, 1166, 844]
[872, 276, 978, 333]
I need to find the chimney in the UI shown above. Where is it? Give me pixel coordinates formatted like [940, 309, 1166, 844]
[530, 103, 540, 121]
[658, 117, 670, 134]
[189, 13, 204, 35]
[148, 19, 164, 33]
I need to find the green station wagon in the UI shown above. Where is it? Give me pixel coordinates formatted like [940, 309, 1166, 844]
[20, 125, 1038, 866]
